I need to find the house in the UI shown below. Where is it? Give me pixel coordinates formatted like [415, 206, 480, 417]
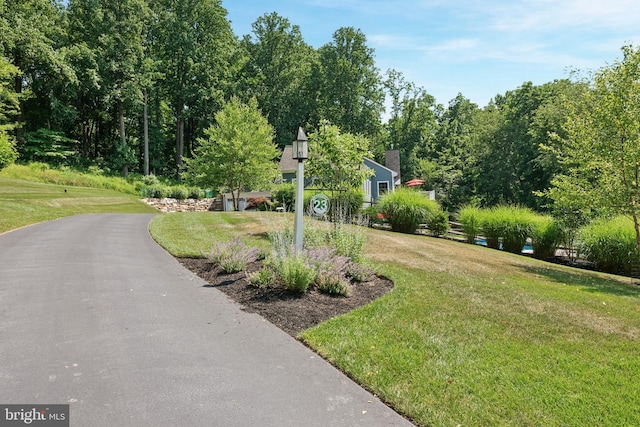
[279, 145, 399, 205]
[363, 157, 398, 206]
[278, 145, 313, 186]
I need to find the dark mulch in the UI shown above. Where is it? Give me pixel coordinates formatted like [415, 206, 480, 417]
[178, 258, 394, 337]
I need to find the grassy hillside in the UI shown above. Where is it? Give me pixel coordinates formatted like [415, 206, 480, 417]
[0, 172, 156, 233]
[151, 212, 640, 427]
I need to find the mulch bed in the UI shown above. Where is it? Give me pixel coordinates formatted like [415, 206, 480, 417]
[178, 258, 394, 337]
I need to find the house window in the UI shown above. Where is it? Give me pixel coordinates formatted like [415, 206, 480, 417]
[378, 181, 389, 196]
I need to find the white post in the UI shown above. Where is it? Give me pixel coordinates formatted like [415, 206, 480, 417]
[294, 159, 305, 254]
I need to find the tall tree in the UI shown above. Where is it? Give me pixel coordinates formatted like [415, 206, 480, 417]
[151, 0, 236, 177]
[316, 27, 384, 137]
[422, 94, 481, 210]
[241, 12, 316, 148]
[384, 69, 438, 181]
[1, 0, 72, 142]
[183, 97, 278, 211]
[0, 57, 19, 169]
[68, 0, 151, 175]
[549, 44, 640, 256]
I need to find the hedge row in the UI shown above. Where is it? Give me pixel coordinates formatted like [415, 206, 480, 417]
[459, 205, 564, 258]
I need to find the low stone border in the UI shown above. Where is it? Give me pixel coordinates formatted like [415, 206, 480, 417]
[142, 198, 216, 213]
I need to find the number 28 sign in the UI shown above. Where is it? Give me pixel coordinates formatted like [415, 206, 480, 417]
[310, 194, 330, 216]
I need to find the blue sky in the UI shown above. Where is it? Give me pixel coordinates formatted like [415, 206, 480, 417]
[223, 0, 640, 109]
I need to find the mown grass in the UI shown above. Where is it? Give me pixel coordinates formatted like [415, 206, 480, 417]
[150, 212, 640, 427]
[1, 163, 139, 194]
[0, 176, 156, 233]
[149, 211, 282, 257]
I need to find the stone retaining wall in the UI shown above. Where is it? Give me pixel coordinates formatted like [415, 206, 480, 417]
[142, 198, 217, 213]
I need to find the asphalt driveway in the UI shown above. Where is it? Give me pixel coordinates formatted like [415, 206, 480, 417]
[0, 214, 413, 426]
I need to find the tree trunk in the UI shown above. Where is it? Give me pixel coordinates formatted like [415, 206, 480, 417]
[119, 102, 128, 177]
[143, 91, 149, 176]
[175, 111, 184, 181]
[13, 53, 24, 144]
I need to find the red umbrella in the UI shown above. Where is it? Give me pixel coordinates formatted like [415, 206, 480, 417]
[405, 178, 425, 187]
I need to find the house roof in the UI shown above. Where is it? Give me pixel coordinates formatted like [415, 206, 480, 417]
[279, 145, 298, 173]
[363, 157, 398, 178]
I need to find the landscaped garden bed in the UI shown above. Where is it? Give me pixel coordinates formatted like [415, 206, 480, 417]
[178, 258, 394, 336]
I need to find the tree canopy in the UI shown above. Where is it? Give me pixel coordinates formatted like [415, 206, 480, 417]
[549, 44, 640, 254]
[4, 1, 639, 220]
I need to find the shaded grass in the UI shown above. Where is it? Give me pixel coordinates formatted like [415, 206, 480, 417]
[151, 213, 640, 426]
[0, 177, 156, 233]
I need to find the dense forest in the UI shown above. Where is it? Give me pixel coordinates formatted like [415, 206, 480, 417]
[0, 0, 614, 212]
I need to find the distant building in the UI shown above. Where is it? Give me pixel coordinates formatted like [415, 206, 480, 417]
[278, 145, 398, 206]
[362, 157, 398, 206]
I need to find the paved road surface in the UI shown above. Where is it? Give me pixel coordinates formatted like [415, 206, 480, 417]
[0, 214, 413, 426]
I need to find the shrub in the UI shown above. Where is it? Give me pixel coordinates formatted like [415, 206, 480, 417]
[480, 205, 537, 253]
[363, 204, 384, 227]
[330, 188, 364, 220]
[145, 185, 169, 199]
[501, 207, 536, 254]
[345, 262, 374, 282]
[169, 186, 189, 200]
[203, 237, 258, 274]
[306, 246, 351, 296]
[426, 210, 449, 237]
[141, 174, 160, 186]
[378, 188, 439, 234]
[276, 255, 317, 292]
[188, 187, 205, 199]
[0, 132, 18, 171]
[316, 273, 350, 296]
[327, 223, 367, 262]
[21, 129, 79, 166]
[272, 183, 295, 211]
[247, 267, 276, 289]
[579, 216, 639, 275]
[245, 197, 272, 211]
[459, 205, 482, 244]
[531, 216, 564, 260]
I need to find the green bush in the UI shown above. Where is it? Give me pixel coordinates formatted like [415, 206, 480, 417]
[0, 132, 18, 171]
[141, 174, 161, 186]
[247, 267, 276, 289]
[426, 210, 449, 237]
[345, 262, 374, 282]
[188, 187, 205, 199]
[531, 216, 564, 260]
[378, 188, 439, 234]
[330, 188, 364, 220]
[327, 223, 367, 262]
[459, 205, 482, 244]
[276, 255, 317, 292]
[145, 185, 169, 198]
[480, 205, 537, 253]
[21, 129, 79, 166]
[272, 183, 295, 211]
[316, 273, 350, 296]
[579, 216, 639, 275]
[169, 186, 189, 200]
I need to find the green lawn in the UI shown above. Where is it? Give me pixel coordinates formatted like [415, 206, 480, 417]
[2, 171, 638, 426]
[150, 212, 640, 427]
[0, 177, 156, 233]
